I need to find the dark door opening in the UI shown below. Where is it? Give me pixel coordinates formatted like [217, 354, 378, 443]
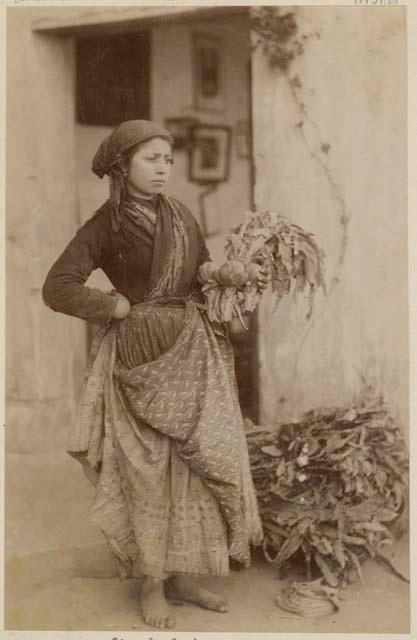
[76, 32, 151, 126]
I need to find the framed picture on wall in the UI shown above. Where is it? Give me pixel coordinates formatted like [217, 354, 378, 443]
[193, 33, 225, 111]
[189, 125, 231, 183]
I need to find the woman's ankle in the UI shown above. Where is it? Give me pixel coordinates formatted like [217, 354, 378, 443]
[142, 576, 165, 589]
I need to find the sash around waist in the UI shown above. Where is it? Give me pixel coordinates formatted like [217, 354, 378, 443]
[133, 292, 205, 309]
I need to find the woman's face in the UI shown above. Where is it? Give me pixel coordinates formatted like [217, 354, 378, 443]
[125, 137, 173, 197]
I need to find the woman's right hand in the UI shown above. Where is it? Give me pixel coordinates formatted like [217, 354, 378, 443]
[112, 293, 131, 319]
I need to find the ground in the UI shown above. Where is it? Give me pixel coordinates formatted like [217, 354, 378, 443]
[5, 452, 410, 634]
[6, 537, 410, 634]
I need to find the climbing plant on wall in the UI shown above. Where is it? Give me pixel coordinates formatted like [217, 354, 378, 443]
[251, 8, 322, 134]
[251, 7, 315, 73]
[250, 6, 351, 393]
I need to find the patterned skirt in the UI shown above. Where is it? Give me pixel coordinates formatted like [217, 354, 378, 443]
[69, 301, 263, 579]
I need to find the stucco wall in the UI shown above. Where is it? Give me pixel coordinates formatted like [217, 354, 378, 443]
[252, 7, 408, 430]
[6, 9, 86, 454]
[6, 8, 101, 564]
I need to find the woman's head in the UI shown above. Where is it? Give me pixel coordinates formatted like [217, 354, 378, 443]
[91, 120, 174, 229]
[92, 120, 174, 179]
[122, 136, 173, 197]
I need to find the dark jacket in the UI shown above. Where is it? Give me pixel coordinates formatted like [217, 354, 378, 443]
[42, 201, 210, 325]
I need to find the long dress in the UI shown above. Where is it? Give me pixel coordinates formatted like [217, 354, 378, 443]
[42, 193, 263, 579]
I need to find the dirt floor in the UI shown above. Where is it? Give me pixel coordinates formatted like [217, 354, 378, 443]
[5, 536, 410, 634]
[5, 451, 411, 635]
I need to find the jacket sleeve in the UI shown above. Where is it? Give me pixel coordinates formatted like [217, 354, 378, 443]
[42, 211, 118, 325]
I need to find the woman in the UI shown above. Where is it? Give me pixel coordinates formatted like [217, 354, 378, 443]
[43, 120, 266, 630]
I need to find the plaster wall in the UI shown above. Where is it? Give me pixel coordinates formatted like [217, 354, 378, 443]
[252, 7, 408, 430]
[6, 8, 100, 564]
[6, 9, 86, 454]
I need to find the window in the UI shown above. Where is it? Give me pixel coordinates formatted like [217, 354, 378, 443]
[76, 32, 151, 126]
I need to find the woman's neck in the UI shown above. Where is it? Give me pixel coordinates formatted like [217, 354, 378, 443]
[126, 189, 156, 201]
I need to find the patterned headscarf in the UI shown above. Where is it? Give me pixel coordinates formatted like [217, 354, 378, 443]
[92, 120, 174, 231]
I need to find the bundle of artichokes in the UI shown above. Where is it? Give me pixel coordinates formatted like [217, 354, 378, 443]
[199, 210, 325, 326]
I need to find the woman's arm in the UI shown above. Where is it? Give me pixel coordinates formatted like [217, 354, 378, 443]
[42, 210, 121, 325]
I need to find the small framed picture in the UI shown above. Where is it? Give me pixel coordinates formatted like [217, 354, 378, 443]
[189, 125, 232, 184]
[193, 33, 225, 111]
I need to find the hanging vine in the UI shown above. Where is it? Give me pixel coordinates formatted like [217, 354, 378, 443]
[251, 8, 306, 73]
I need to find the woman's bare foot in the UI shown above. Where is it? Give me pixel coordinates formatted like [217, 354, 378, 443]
[140, 576, 175, 629]
[165, 575, 229, 613]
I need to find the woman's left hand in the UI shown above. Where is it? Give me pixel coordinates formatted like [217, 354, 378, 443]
[257, 267, 271, 292]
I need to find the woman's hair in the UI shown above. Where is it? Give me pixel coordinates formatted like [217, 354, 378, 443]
[108, 163, 126, 231]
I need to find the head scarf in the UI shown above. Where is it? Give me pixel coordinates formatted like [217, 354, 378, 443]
[91, 120, 174, 231]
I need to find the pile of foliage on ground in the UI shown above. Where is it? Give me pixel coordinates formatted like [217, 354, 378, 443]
[199, 210, 325, 326]
[246, 401, 409, 589]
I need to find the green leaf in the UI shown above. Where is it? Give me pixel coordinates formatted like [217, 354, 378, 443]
[343, 534, 367, 546]
[375, 468, 388, 491]
[325, 433, 342, 453]
[277, 529, 303, 565]
[333, 540, 346, 569]
[375, 508, 399, 523]
[314, 552, 339, 587]
[341, 408, 357, 422]
[362, 460, 373, 476]
[347, 549, 366, 586]
[276, 242, 293, 273]
[261, 444, 283, 457]
[392, 480, 406, 511]
[353, 520, 390, 534]
[275, 459, 287, 477]
[311, 534, 333, 556]
[355, 476, 364, 494]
